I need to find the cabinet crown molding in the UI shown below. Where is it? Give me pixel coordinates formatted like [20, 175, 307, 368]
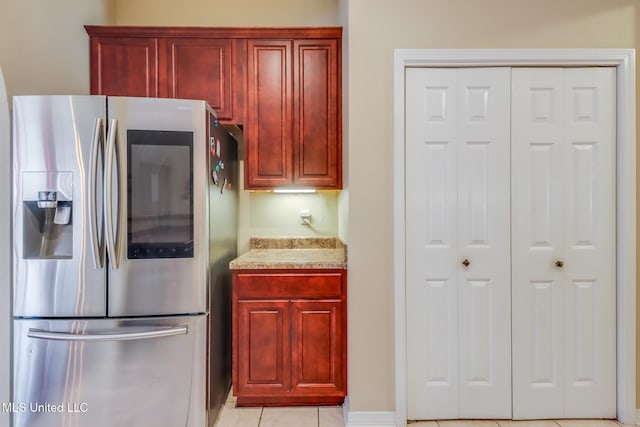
[84, 25, 343, 39]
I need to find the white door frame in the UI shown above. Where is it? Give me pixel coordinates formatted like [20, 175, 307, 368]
[393, 49, 636, 426]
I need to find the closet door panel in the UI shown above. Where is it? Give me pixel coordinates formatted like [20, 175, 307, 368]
[512, 68, 565, 419]
[406, 68, 511, 420]
[512, 67, 616, 419]
[406, 68, 460, 420]
[561, 67, 616, 418]
[456, 68, 511, 419]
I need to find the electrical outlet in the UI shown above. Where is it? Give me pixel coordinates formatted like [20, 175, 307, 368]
[299, 208, 312, 225]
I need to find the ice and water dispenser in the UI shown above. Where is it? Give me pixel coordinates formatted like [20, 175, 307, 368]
[22, 172, 73, 259]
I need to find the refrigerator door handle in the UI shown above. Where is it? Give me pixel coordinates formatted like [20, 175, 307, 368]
[27, 326, 188, 342]
[89, 117, 105, 269]
[104, 118, 119, 269]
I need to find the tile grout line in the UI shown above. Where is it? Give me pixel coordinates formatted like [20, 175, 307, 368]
[257, 406, 264, 427]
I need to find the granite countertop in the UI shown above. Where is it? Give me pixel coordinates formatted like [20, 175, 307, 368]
[229, 237, 347, 270]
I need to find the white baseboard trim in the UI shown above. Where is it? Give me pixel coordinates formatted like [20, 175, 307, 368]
[345, 412, 396, 427]
[343, 396, 397, 427]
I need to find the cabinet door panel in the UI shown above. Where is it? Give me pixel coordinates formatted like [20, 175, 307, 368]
[165, 38, 233, 120]
[90, 37, 158, 97]
[236, 300, 289, 395]
[290, 300, 345, 396]
[293, 40, 341, 188]
[246, 40, 292, 187]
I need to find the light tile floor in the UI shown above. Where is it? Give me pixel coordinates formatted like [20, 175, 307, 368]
[214, 388, 345, 427]
[214, 389, 633, 427]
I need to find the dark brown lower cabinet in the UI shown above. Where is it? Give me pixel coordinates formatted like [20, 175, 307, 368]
[232, 270, 346, 406]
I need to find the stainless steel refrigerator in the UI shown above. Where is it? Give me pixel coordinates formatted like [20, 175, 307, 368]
[11, 95, 238, 427]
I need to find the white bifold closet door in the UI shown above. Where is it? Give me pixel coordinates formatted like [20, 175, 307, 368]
[405, 67, 511, 420]
[511, 67, 616, 419]
[405, 66, 616, 421]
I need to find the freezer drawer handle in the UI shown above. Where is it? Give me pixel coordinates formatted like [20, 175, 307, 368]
[27, 326, 188, 342]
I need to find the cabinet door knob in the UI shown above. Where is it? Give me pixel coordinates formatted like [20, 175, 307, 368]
[462, 258, 470, 268]
[555, 260, 564, 268]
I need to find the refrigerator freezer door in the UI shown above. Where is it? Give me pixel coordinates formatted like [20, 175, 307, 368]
[106, 97, 209, 316]
[12, 95, 107, 317]
[12, 315, 207, 427]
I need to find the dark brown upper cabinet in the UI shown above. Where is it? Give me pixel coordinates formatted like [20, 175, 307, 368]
[85, 26, 342, 190]
[163, 38, 234, 120]
[88, 35, 159, 97]
[244, 37, 341, 189]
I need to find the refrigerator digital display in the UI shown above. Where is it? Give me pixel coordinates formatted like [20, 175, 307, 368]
[127, 130, 194, 259]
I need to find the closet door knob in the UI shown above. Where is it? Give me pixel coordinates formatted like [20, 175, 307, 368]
[462, 259, 470, 268]
[555, 260, 564, 268]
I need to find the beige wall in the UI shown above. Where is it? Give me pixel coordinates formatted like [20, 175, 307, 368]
[344, 0, 638, 414]
[113, 0, 339, 26]
[0, 0, 113, 102]
[237, 190, 340, 253]
[236, 166, 341, 253]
